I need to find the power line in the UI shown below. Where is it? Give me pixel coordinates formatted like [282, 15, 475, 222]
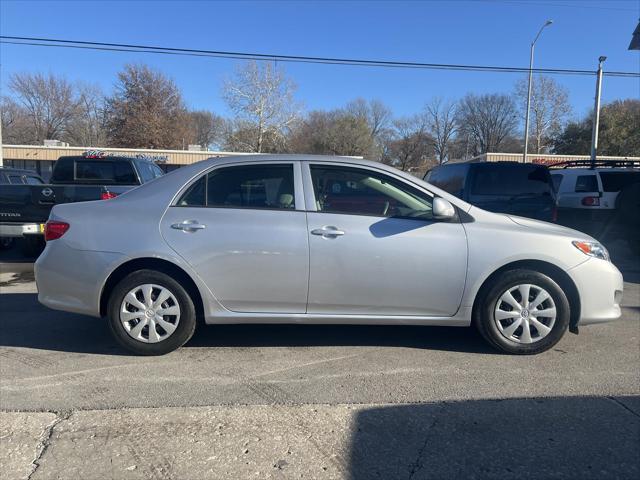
[1, 35, 638, 78]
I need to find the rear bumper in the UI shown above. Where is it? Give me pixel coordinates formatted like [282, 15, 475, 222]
[35, 239, 126, 317]
[568, 258, 623, 325]
[0, 222, 43, 237]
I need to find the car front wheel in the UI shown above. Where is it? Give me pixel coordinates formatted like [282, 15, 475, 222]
[107, 270, 197, 355]
[474, 269, 570, 355]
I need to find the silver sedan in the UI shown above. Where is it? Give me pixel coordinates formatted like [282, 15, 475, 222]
[35, 155, 623, 355]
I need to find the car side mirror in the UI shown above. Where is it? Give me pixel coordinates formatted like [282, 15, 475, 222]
[433, 197, 456, 221]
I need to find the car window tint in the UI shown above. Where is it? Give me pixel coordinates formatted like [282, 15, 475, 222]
[51, 157, 74, 183]
[470, 164, 552, 196]
[8, 175, 24, 184]
[152, 164, 164, 178]
[424, 164, 466, 197]
[25, 176, 43, 185]
[178, 176, 206, 206]
[575, 175, 599, 192]
[113, 162, 137, 184]
[311, 165, 433, 219]
[76, 161, 112, 181]
[74, 160, 137, 184]
[207, 165, 295, 210]
[599, 172, 640, 192]
[136, 161, 157, 183]
[551, 174, 563, 192]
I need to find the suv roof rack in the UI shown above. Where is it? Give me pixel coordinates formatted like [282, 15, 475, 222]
[549, 159, 640, 170]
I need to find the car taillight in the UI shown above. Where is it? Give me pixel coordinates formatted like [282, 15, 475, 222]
[44, 221, 70, 241]
[101, 191, 118, 200]
[581, 196, 600, 206]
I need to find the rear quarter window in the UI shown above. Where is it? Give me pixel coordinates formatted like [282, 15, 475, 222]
[599, 172, 640, 192]
[574, 175, 599, 192]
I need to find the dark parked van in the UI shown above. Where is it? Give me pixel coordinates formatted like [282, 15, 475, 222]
[425, 161, 557, 222]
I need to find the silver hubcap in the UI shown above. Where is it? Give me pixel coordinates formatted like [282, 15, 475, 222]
[494, 284, 557, 344]
[120, 284, 180, 343]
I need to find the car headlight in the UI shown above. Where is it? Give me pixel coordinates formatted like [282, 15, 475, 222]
[572, 240, 610, 261]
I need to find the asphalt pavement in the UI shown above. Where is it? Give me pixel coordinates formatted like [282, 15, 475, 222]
[1, 258, 639, 479]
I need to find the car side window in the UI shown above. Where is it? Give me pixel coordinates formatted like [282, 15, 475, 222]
[551, 174, 563, 192]
[25, 175, 43, 185]
[207, 164, 295, 209]
[310, 165, 433, 219]
[575, 175, 598, 192]
[178, 176, 206, 206]
[8, 174, 24, 184]
[177, 164, 296, 210]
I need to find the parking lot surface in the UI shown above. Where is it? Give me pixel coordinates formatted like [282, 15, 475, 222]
[1, 261, 639, 479]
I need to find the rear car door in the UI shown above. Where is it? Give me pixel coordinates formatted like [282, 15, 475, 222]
[161, 162, 309, 314]
[304, 163, 467, 316]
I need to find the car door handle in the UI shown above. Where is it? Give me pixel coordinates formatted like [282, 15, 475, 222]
[171, 220, 206, 232]
[311, 226, 345, 237]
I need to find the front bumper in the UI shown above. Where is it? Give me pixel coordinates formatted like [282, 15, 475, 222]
[0, 222, 44, 238]
[568, 258, 623, 325]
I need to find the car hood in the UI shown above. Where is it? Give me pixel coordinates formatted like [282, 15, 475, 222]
[507, 215, 594, 240]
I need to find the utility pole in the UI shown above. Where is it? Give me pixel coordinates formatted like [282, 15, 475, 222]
[523, 20, 553, 163]
[590, 56, 606, 169]
[0, 113, 3, 166]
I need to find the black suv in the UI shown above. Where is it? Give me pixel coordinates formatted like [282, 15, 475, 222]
[424, 161, 557, 222]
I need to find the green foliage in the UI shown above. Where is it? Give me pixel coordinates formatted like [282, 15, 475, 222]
[553, 99, 640, 156]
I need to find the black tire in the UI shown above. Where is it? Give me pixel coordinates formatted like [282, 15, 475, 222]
[474, 269, 570, 355]
[107, 269, 197, 355]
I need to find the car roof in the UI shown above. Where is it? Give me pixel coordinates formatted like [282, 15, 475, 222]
[119, 153, 474, 213]
[0, 167, 40, 175]
[551, 168, 640, 176]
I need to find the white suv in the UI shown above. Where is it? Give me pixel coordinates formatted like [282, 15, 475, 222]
[550, 161, 640, 234]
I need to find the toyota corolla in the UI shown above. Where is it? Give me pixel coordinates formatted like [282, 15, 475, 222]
[35, 155, 623, 355]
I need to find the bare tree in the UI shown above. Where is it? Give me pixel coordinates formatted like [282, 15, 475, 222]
[8, 72, 81, 143]
[515, 75, 571, 153]
[222, 61, 300, 153]
[456, 93, 519, 155]
[67, 84, 107, 147]
[424, 97, 457, 164]
[0, 96, 32, 144]
[105, 64, 190, 149]
[187, 110, 224, 149]
[287, 109, 375, 157]
[384, 115, 435, 172]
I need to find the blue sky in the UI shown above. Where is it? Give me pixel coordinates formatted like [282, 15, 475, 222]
[1, 0, 638, 122]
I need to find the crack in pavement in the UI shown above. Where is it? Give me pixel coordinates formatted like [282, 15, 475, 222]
[26, 411, 71, 480]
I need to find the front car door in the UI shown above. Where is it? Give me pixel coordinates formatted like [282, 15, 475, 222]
[161, 162, 309, 313]
[304, 162, 468, 317]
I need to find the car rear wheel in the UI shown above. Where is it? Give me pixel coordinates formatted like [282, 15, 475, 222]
[474, 269, 570, 355]
[107, 270, 197, 355]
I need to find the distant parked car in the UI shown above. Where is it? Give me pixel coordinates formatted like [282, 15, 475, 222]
[549, 160, 640, 235]
[0, 166, 44, 185]
[0, 151, 164, 255]
[36, 155, 622, 356]
[424, 162, 557, 222]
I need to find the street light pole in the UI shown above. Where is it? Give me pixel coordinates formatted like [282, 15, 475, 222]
[522, 20, 553, 163]
[590, 56, 606, 169]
